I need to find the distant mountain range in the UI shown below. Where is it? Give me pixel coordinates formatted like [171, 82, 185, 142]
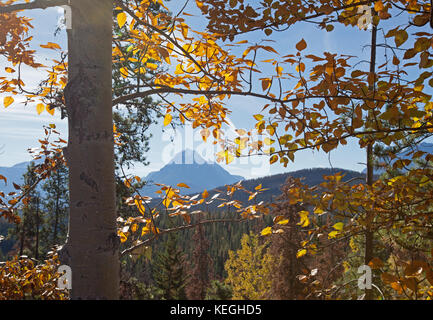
[141, 149, 244, 197]
[0, 161, 40, 195]
[0, 150, 244, 197]
[7, 142, 432, 199]
[0, 151, 367, 212]
[148, 167, 365, 211]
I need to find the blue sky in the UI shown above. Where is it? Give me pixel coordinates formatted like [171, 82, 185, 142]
[0, 1, 409, 179]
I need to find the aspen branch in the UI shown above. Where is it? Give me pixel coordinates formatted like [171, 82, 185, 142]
[114, 0, 221, 83]
[113, 86, 391, 106]
[217, 0, 379, 37]
[120, 218, 246, 257]
[245, 124, 433, 157]
[0, 0, 68, 14]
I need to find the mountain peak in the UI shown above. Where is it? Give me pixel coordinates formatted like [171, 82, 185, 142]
[169, 149, 211, 165]
[143, 149, 243, 196]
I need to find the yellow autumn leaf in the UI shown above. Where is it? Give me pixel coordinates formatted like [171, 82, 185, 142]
[261, 227, 272, 236]
[298, 210, 309, 227]
[119, 231, 128, 243]
[162, 197, 171, 208]
[333, 222, 344, 231]
[46, 104, 55, 116]
[141, 226, 150, 236]
[328, 230, 339, 239]
[314, 207, 326, 215]
[146, 62, 158, 70]
[4, 96, 14, 108]
[119, 67, 128, 78]
[266, 125, 275, 136]
[264, 137, 275, 145]
[296, 249, 307, 258]
[36, 103, 45, 115]
[117, 12, 127, 28]
[175, 64, 184, 75]
[224, 151, 234, 164]
[163, 113, 172, 126]
[131, 224, 138, 233]
[254, 114, 264, 121]
[135, 199, 146, 215]
[180, 22, 189, 38]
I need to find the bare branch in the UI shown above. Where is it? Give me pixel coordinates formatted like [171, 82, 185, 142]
[0, 0, 68, 14]
[120, 218, 246, 257]
[112, 85, 391, 106]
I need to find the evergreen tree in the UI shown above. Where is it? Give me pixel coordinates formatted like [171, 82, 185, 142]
[152, 230, 189, 300]
[186, 222, 212, 300]
[111, 0, 167, 172]
[205, 280, 232, 300]
[8, 162, 41, 259]
[40, 161, 69, 253]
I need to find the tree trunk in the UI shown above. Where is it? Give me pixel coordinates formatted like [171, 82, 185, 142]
[60, 0, 119, 299]
[53, 172, 60, 246]
[19, 223, 25, 257]
[35, 197, 40, 260]
[364, 9, 378, 300]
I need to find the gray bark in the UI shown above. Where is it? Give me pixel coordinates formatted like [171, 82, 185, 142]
[59, 0, 119, 300]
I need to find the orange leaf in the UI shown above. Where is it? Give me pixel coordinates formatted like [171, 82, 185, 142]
[202, 189, 209, 199]
[4, 96, 14, 108]
[374, 0, 384, 12]
[40, 42, 61, 50]
[296, 39, 307, 51]
[261, 78, 271, 91]
[177, 183, 190, 188]
[368, 257, 384, 270]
